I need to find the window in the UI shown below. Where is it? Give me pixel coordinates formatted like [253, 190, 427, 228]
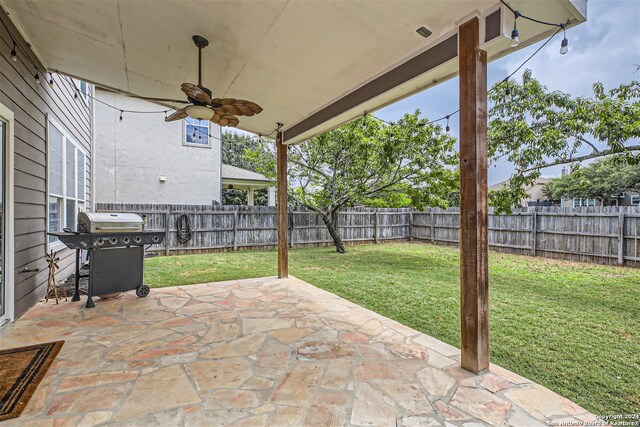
[74, 79, 91, 103]
[48, 121, 87, 244]
[184, 117, 211, 147]
[573, 197, 596, 207]
[631, 195, 640, 206]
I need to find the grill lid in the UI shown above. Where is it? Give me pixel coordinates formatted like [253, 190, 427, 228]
[78, 212, 143, 233]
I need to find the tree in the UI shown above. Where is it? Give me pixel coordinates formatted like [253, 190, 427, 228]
[246, 112, 457, 252]
[488, 70, 640, 212]
[543, 157, 640, 203]
[221, 131, 272, 206]
[287, 112, 457, 252]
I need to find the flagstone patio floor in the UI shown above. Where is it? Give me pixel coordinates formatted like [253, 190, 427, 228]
[0, 276, 600, 426]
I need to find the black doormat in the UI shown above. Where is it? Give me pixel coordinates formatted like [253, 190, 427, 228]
[0, 341, 64, 421]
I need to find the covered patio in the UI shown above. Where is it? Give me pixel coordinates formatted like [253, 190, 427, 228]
[0, 0, 594, 424]
[0, 277, 595, 426]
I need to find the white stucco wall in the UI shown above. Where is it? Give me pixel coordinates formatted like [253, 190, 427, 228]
[94, 90, 222, 205]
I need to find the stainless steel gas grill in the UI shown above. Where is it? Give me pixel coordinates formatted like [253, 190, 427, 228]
[48, 212, 164, 308]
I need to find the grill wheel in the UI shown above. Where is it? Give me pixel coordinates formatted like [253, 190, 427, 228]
[136, 284, 150, 298]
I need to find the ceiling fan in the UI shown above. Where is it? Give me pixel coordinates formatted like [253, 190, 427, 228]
[141, 35, 263, 127]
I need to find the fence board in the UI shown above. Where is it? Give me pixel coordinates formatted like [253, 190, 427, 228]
[95, 203, 640, 267]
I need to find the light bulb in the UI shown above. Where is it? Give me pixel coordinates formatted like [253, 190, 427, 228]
[511, 29, 520, 47]
[505, 88, 512, 102]
[34, 72, 40, 84]
[445, 125, 450, 133]
[10, 43, 17, 62]
[560, 37, 569, 55]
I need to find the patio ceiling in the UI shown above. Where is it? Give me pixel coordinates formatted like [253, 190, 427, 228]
[2, 0, 585, 143]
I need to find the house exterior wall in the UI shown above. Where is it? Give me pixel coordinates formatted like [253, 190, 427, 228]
[94, 90, 222, 205]
[0, 13, 93, 318]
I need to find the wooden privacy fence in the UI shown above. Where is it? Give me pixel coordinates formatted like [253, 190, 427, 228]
[96, 203, 640, 267]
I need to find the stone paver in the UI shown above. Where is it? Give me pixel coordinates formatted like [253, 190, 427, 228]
[0, 276, 597, 426]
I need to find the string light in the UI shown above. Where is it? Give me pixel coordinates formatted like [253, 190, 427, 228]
[48, 72, 54, 87]
[504, 78, 512, 102]
[560, 26, 569, 55]
[119, 110, 123, 121]
[500, 0, 570, 53]
[511, 11, 521, 47]
[10, 41, 17, 62]
[445, 115, 451, 133]
[368, 23, 564, 132]
[34, 72, 40, 84]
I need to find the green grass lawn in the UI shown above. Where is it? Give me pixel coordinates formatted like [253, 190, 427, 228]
[145, 243, 640, 415]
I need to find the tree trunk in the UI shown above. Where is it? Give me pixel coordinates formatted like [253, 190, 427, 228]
[321, 212, 345, 253]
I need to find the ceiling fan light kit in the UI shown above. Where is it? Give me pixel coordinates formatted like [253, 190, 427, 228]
[186, 105, 215, 120]
[152, 35, 263, 127]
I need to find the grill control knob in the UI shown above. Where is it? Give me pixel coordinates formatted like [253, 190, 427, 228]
[134, 236, 142, 244]
[122, 237, 130, 244]
[109, 237, 118, 245]
[96, 238, 104, 246]
[152, 236, 160, 243]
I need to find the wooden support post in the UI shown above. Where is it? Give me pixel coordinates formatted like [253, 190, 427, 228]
[618, 212, 625, 265]
[277, 131, 289, 278]
[374, 212, 379, 243]
[165, 211, 170, 256]
[233, 211, 238, 251]
[458, 17, 489, 374]
[531, 211, 537, 256]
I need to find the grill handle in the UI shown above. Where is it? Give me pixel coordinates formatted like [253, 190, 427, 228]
[94, 226, 142, 231]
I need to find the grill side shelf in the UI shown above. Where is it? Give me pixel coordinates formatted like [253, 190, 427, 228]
[47, 231, 165, 250]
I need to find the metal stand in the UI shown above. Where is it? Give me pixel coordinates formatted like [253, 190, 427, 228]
[72, 249, 81, 302]
[73, 249, 91, 305]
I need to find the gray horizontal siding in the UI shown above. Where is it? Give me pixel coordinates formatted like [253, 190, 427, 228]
[0, 10, 93, 318]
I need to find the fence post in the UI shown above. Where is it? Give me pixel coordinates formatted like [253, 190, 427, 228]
[233, 211, 238, 251]
[618, 212, 625, 265]
[164, 211, 170, 256]
[374, 212, 379, 244]
[288, 211, 294, 248]
[430, 210, 435, 243]
[531, 211, 537, 256]
[409, 211, 413, 241]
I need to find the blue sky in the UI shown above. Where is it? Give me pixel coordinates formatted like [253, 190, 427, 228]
[376, 0, 640, 185]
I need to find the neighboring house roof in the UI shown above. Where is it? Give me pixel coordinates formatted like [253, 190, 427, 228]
[489, 177, 554, 204]
[488, 177, 551, 192]
[221, 164, 270, 184]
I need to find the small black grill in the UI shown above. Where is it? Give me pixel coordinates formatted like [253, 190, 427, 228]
[48, 212, 165, 308]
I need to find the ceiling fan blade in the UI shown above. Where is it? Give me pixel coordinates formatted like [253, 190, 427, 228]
[181, 83, 212, 104]
[211, 99, 263, 117]
[165, 107, 188, 122]
[127, 95, 190, 104]
[211, 112, 239, 127]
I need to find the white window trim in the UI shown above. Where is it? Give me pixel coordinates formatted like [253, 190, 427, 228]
[183, 118, 212, 148]
[47, 117, 88, 252]
[631, 195, 640, 206]
[572, 197, 596, 207]
[74, 79, 92, 106]
[0, 102, 15, 325]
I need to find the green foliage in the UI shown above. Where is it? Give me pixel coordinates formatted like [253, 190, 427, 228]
[543, 156, 640, 202]
[488, 70, 640, 212]
[222, 131, 274, 175]
[289, 112, 458, 214]
[222, 188, 268, 206]
[221, 132, 275, 206]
